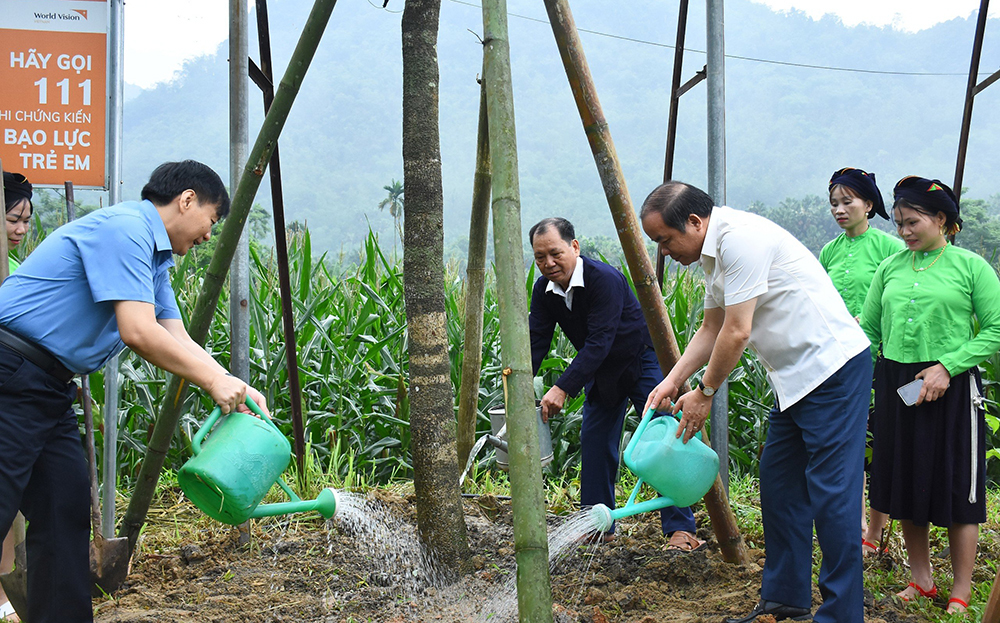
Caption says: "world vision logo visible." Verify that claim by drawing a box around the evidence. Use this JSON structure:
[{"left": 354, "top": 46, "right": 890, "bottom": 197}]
[{"left": 32, "top": 9, "right": 87, "bottom": 21}]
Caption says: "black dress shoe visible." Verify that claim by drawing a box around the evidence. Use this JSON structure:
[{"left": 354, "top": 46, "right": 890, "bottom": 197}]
[{"left": 724, "top": 599, "right": 812, "bottom": 623}]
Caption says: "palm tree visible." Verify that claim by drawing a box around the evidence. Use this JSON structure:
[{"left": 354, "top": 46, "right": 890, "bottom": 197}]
[
  {"left": 378, "top": 179, "right": 404, "bottom": 254},
  {"left": 378, "top": 179, "right": 404, "bottom": 223}
]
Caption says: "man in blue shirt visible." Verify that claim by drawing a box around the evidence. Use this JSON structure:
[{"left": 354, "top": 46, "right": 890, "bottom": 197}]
[
  {"left": 528, "top": 217, "right": 701, "bottom": 549},
  {"left": 0, "top": 160, "right": 267, "bottom": 623}
]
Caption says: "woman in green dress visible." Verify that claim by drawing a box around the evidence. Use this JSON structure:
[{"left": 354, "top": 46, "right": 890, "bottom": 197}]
[
  {"left": 819, "top": 167, "right": 903, "bottom": 557},
  {"left": 861, "top": 176, "right": 1000, "bottom": 614},
  {"left": 4, "top": 171, "right": 33, "bottom": 274}
]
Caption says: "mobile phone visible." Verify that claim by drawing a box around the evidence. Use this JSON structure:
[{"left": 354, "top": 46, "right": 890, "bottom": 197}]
[{"left": 897, "top": 378, "right": 924, "bottom": 406}]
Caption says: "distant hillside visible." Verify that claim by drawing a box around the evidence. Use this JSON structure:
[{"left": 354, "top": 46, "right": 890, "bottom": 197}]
[{"left": 117, "top": 0, "right": 1000, "bottom": 252}]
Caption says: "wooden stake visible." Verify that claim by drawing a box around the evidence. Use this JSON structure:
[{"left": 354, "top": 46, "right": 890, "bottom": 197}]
[{"left": 456, "top": 74, "right": 492, "bottom": 470}]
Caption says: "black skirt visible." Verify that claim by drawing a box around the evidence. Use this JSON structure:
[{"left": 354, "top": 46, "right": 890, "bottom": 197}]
[{"left": 869, "top": 359, "right": 986, "bottom": 527}]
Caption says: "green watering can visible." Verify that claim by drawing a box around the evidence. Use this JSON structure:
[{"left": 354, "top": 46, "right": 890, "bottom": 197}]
[
  {"left": 591, "top": 407, "right": 719, "bottom": 531},
  {"left": 178, "top": 398, "right": 338, "bottom": 525}
]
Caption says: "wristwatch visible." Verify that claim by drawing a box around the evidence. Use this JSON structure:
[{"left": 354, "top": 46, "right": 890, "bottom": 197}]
[{"left": 698, "top": 380, "right": 717, "bottom": 397}]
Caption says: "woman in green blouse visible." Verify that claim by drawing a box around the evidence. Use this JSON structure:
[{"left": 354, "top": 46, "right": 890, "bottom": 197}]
[
  {"left": 861, "top": 176, "right": 1000, "bottom": 614},
  {"left": 820, "top": 168, "right": 904, "bottom": 320},
  {"left": 4, "top": 171, "right": 33, "bottom": 274},
  {"left": 819, "top": 168, "right": 904, "bottom": 559}
]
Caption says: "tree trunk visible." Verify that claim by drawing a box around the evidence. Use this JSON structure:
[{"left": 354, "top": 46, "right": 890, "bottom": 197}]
[
  {"left": 401, "top": 0, "right": 471, "bottom": 577},
  {"left": 119, "top": 0, "right": 339, "bottom": 552},
  {"left": 481, "top": 0, "right": 553, "bottom": 620},
  {"left": 542, "top": 0, "right": 748, "bottom": 565},
  {"left": 456, "top": 77, "right": 491, "bottom": 470}
]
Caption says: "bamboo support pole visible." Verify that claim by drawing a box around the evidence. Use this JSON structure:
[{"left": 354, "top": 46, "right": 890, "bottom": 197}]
[
  {"left": 456, "top": 76, "right": 492, "bottom": 470},
  {"left": 481, "top": 0, "right": 554, "bottom": 619},
  {"left": 542, "top": 0, "right": 747, "bottom": 565},
  {"left": 119, "top": 0, "right": 339, "bottom": 552}
]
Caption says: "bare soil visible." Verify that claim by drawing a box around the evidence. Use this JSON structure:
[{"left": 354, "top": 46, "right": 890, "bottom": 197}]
[{"left": 93, "top": 490, "right": 940, "bottom": 622}]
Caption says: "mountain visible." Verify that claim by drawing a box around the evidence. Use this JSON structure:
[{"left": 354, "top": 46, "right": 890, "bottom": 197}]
[{"left": 116, "top": 0, "right": 1000, "bottom": 253}]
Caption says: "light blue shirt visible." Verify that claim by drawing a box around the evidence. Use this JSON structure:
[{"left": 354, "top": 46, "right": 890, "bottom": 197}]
[{"left": 0, "top": 200, "right": 181, "bottom": 373}]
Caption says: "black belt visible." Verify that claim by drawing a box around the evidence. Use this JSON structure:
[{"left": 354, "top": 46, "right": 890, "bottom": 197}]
[{"left": 0, "top": 325, "right": 76, "bottom": 383}]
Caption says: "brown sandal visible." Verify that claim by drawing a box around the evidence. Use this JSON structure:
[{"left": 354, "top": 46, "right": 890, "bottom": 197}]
[{"left": 666, "top": 530, "right": 706, "bottom": 552}]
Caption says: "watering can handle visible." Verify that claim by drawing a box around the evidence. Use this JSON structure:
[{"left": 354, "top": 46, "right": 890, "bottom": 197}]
[
  {"left": 190, "top": 397, "right": 278, "bottom": 456},
  {"left": 622, "top": 408, "right": 658, "bottom": 463}
]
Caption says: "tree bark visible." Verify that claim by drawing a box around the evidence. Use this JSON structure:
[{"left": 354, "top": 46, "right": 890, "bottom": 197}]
[
  {"left": 401, "top": 0, "right": 471, "bottom": 577},
  {"left": 542, "top": 0, "right": 748, "bottom": 565},
  {"left": 119, "top": 0, "right": 339, "bottom": 553},
  {"left": 482, "top": 0, "right": 553, "bottom": 620},
  {"left": 456, "top": 77, "right": 491, "bottom": 470}
]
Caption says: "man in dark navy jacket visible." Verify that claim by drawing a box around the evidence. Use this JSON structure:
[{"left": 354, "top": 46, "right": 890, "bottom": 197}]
[{"left": 528, "top": 217, "right": 701, "bottom": 548}]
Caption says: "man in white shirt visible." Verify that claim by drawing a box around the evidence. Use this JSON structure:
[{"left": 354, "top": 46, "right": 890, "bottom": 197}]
[{"left": 640, "top": 181, "right": 871, "bottom": 623}]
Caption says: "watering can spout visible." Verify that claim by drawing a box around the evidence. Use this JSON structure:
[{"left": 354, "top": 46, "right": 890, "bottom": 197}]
[
  {"left": 483, "top": 434, "right": 508, "bottom": 453},
  {"left": 589, "top": 504, "right": 614, "bottom": 533},
  {"left": 249, "top": 487, "right": 339, "bottom": 521}
]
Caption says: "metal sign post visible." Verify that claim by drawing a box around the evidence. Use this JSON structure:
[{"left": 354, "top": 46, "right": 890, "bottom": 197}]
[
  {"left": 101, "top": 0, "right": 124, "bottom": 540},
  {"left": 229, "top": 0, "right": 251, "bottom": 384},
  {"left": 706, "top": 0, "right": 729, "bottom": 491}
]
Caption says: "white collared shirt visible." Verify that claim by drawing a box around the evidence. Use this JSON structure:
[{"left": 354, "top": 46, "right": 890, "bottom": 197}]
[
  {"left": 546, "top": 256, "right": 585, "bottom": 310},
  {"left": 701, "top": 206, "right": 870, "bottom": 410}
]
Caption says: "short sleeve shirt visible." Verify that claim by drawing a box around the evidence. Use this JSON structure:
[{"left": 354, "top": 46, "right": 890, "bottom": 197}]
[
  {"left": 701, "top": 206, "right": 870, "bottom": 409},
  {"left": 7, "top": 255, "right": 18, "bottom": 274},
  {"left": 819, "top": 228, "right": 905, "bottom": 318},
  {"left": 0, "top": 200, "right": 181, "bottom": 373},
  {"left": 860, "top": 244, "right": 1000, "bottom": 376}
]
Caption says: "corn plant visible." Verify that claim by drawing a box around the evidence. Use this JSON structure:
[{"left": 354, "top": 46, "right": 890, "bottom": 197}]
[{"left": 88, "top": 228, "right": 1000, "bottom": 490}]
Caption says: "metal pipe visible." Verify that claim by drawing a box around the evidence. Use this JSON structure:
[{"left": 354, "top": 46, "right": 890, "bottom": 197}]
[
  {"left": 658, "top": 0, "right": 691, "bottom": 289},
  {"left": 229, "top": 0, "right": 251, "bottom": 382},
  {"left": 663, "top": 0, "right": 690, "bottom": 185},
  {"left": 706, "top": 0, "right": 727, "bottom": 206},
  {"left": 706, "top": 0, "right": 729, "bottom": 493},
  {"left": 953, "top": 0, "right": 991, "bottom": 205},
  {"left": 102, "top": 0, "right": 125, "bottom": 539}
]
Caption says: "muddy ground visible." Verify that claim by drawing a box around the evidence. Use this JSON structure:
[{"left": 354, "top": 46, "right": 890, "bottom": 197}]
[{"left": 92, "top": 489, "right": 952, "bottom": 622}]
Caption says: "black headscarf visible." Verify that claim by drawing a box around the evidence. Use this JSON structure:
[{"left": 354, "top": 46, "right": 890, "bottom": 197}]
[
  {"left": 4, "top": 171, "right": 32, "bottom": 212},
  {"left": 828, "top": 167, "right": 888, "bottom": 220},
  {"left": 893, "top": 176, "right": 961, "bottom": 229}
]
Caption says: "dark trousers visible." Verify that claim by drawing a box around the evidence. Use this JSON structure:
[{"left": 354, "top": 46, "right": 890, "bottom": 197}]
[
  {"left": 0, "top": 344, "right": 92, "bottom": 623},
  {"left": 760, "top": 349, "right": 870, "bottom": 623},
  {"left": 580, "top": 346, "right": 696, "bottom": 535}
]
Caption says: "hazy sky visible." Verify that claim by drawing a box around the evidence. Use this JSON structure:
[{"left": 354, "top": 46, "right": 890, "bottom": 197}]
[{"left": 123, "top": 0, "right": 997, "bottom": 89}]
